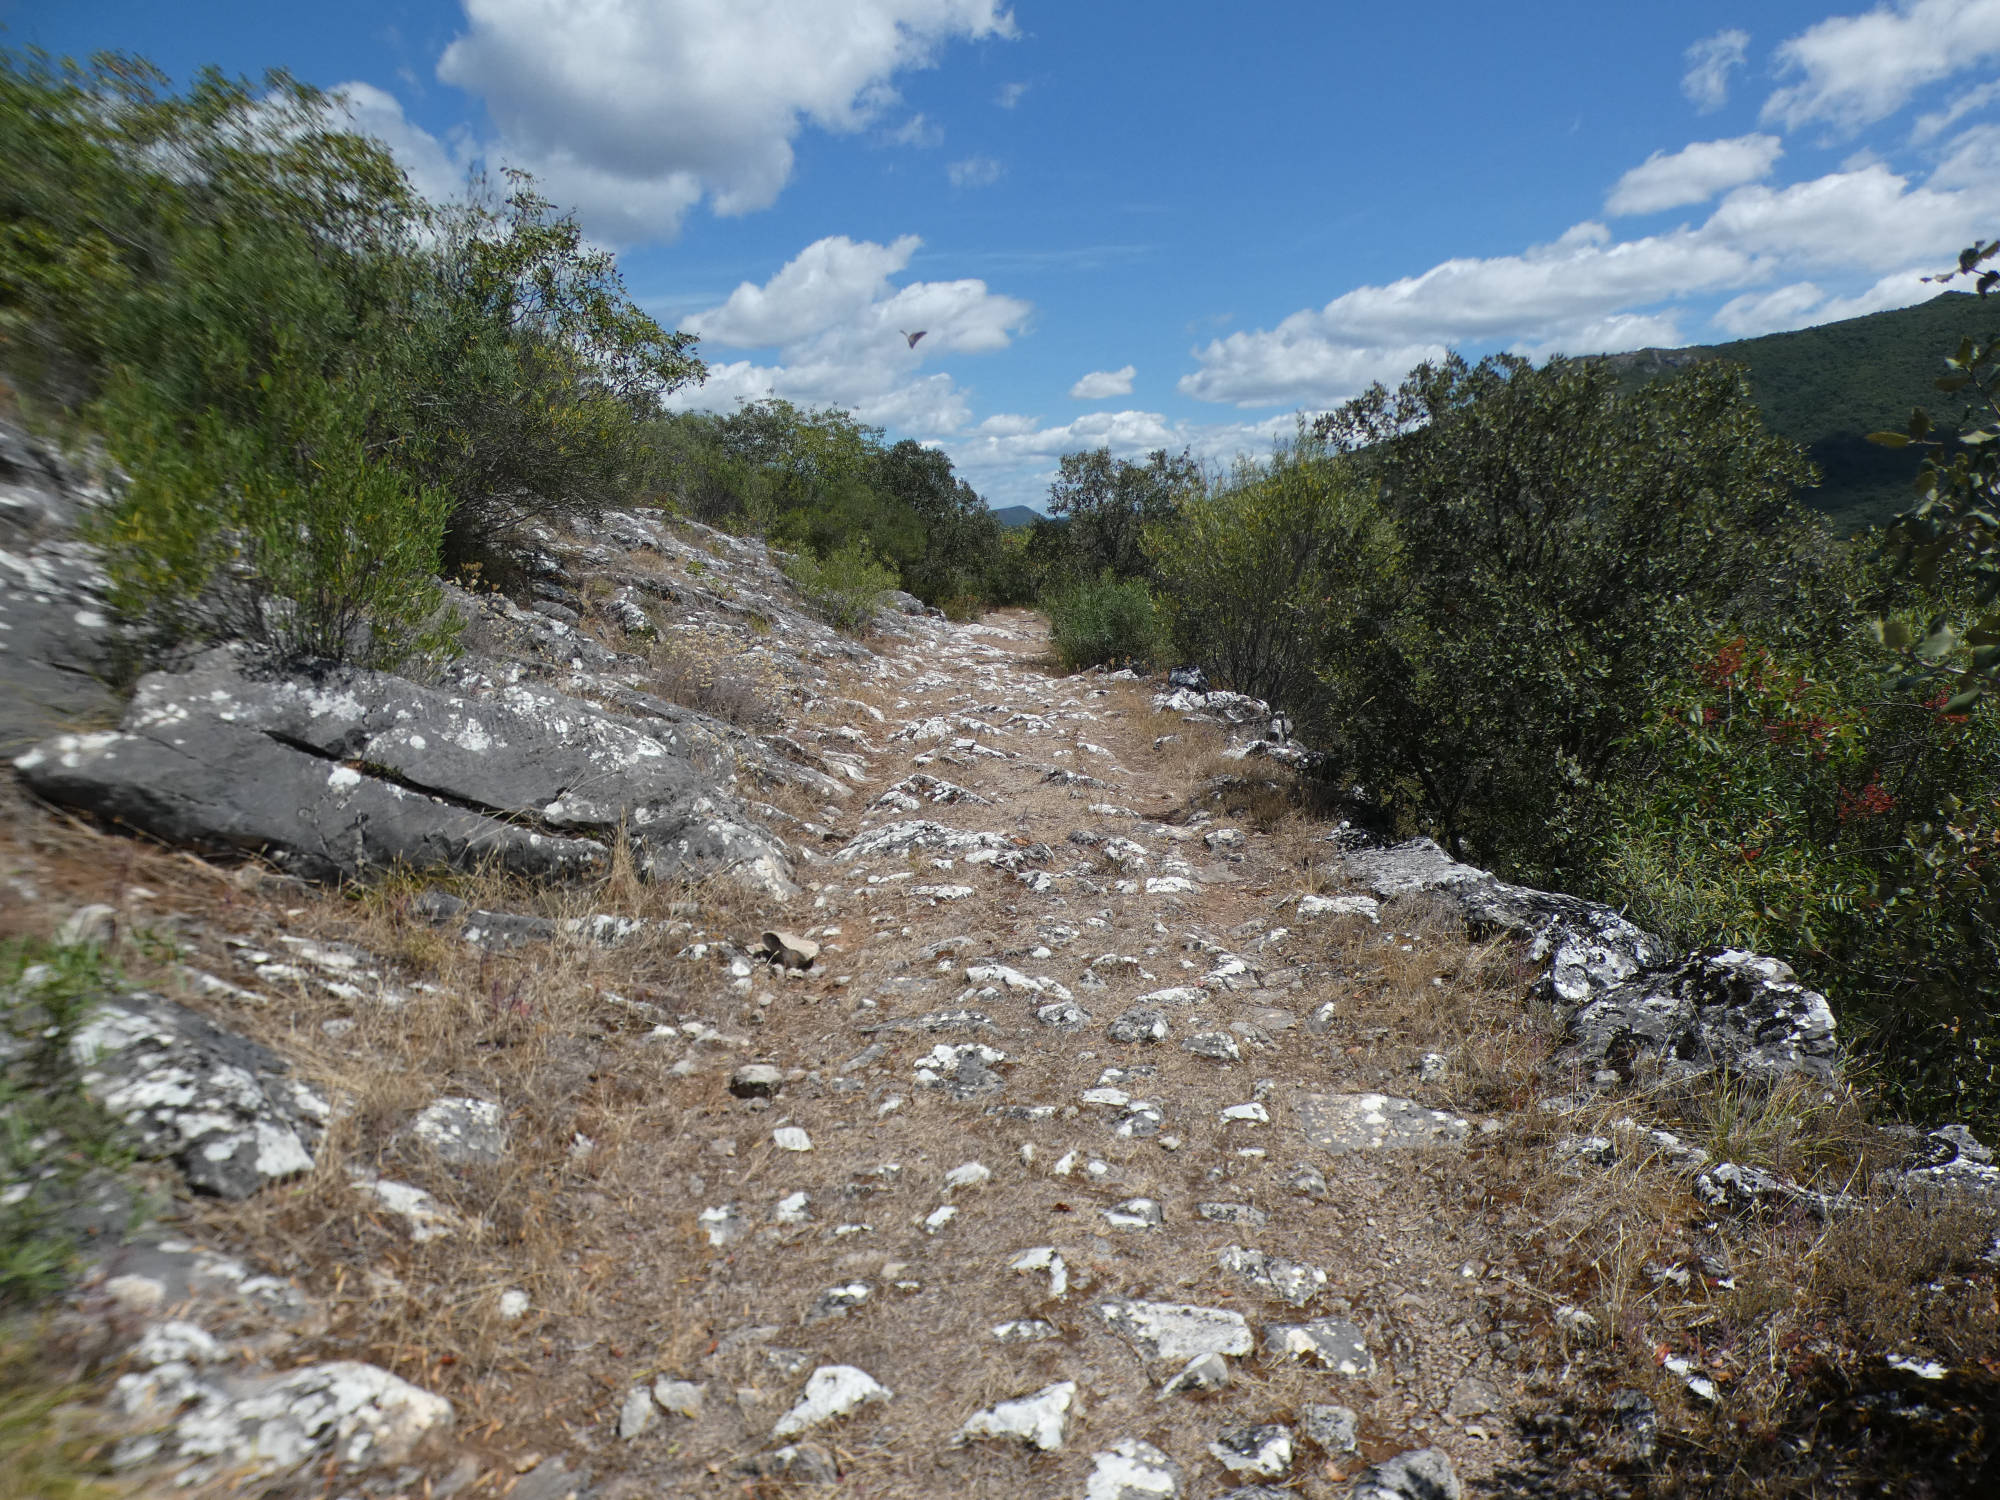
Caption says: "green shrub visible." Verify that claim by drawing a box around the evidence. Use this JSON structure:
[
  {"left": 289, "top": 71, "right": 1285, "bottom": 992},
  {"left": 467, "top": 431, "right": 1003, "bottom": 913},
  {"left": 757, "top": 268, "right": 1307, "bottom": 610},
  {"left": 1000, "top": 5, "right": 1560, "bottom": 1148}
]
[
  {"left": 1147, "top": 427, "right": 1393, "bottom": 717},
  {"left": 84, "top": 222, "right": 458, "bottom": 667},
  {"left": 0, "top": 939, "right": 135, "bottom": 1308},
  {"left": 783, "top": 540, "right": 898, "bottom": 633},
  {"left": 1307, "top": 353, "right": 1821, "bottom": 876},
  {"left": 1594, "top": 633, "right": 2000, "bottom": 1126},
  {"left": 1046, "top": 574, "right": 1167, "bottom": 670},
  {"left": 0, "top": 52, "right": 701, "bottom": 668}
]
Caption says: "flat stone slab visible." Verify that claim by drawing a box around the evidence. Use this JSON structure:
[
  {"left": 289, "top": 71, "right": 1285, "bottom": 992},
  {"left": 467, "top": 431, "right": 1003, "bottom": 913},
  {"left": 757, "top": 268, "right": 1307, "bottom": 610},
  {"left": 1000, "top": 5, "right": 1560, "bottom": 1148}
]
[
  {"left": 1085, "top": 1438, "right": 1183, "bottom": 1499},
  {"left": 1264, "top": 1319, "right": 1375, "bottom": 1376},
  {"left": 1100, "top": 1300, "right": 1252, "bottom": 1363},
  {"left": 1295, "top": 1092, "right": 1469, "bottom": 1156}
]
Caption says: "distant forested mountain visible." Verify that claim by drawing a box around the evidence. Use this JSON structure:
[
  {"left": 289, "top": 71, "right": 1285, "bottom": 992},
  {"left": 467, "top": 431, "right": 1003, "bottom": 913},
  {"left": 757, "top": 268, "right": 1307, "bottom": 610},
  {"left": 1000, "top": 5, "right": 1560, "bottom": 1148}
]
[
  {"left": 990, "top": 504, "right": 1046, "bottom": 529},
  {"left": 1593, "top": 290, "right": 2000, "bottom": 535}
]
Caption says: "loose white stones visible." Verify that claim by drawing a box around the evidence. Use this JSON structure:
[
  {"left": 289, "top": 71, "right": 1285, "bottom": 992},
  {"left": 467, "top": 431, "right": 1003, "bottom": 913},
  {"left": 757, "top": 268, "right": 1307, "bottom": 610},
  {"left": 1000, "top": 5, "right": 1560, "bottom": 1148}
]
[
  {"left": 1099, "top": 1300, "right": 1253, "bottom": 1363},
  {"left": 1157, "top": 1351, "right": 1230, "bottom": 1398},
  {"left": 1100, "top": 1197, "right": 1164, "bottom": 1230},
  {"left": 943, "top": 1161, "right": 991, "bottom": 1191},
  {"left": 1220, "top": 1101, "right": 1271, "bottom": 1125},
  {"left": 772, "top": 1127, "right": 813, "bottom": 1153},
  {"left": 1210, "top": 1423, "right": 1292, "bottom": 1477},
  {"left": 1295, "top": 1092, "right": 1469, "bottom": 1155},
  {"left": 958, "top": 1380, "right": 1076, "bottom": 1451},
  {"left": 964, "top": 963, "right": 1074, "bottom": 1001},
  {"left": 618, "top": 1385, "right": 657, "bottom": 1439},
  {"left": 1009, "top": 1245, "right": 1069, "bottom": 1298},
  {"left": 1084, "top": 1438, "right": 1182, "bottom": 1499},
  {"left": 697, "top": 1205, "right": 744, "bottom": 1248},
  {"left": 1296, "top": 893, "right": 1381, "bottom": 922},
  {"left": 1263, "top": 1318, "right": 1375, "bottom": 1376},
  {"left": 1219, "top": 1244, "right": 1327, "bottom": 1306},
  {"left": 653, "top": 1379, "right": 704, "bottom": 1419},
  {"left": 770, "top": 1365, "right": 891, "bottom": 1439}
]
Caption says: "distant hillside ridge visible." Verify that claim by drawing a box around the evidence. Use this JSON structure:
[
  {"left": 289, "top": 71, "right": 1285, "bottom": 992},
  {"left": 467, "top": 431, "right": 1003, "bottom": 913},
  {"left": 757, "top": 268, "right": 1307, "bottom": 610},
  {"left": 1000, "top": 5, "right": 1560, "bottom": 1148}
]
[
  {"left": 989, "top": 503, "right": 1047, "bottom": 529},
  {"left": 1589, "top": 290, "right": 2000, "bottom": 535}
]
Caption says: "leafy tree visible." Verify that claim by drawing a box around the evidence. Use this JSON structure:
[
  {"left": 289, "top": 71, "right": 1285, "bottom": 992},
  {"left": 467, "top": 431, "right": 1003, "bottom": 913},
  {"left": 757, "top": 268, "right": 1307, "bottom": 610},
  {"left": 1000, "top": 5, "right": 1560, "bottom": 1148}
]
[
  {"left": 1869, "top": 240, "right": 2000, "bottom": 711},
  {"left": 1147, "top": 427, "right": 1393, "bottom": 717},
  {"left": 1045, "top": 446, "right": 1203, "bottom": 581},
  {"left": 871, "top": 438, "right": 1002, "bottom": 607},
  {"left": 1309, "top": 353, "right": 1819, "bottom": 874}
]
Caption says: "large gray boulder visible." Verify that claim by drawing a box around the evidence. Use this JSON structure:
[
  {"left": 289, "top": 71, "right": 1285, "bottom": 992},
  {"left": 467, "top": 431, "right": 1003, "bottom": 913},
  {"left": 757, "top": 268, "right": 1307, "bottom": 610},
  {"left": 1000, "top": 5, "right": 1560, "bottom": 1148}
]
[
  {"left": 16, "top": 649, "right": 795, "bottom": 895},
  {"left": 67, "top": 993, "right": 328, "bottom": 1200},
  {"left": 1566, "top": 947, "right": 1839, "bottom": 1083}
]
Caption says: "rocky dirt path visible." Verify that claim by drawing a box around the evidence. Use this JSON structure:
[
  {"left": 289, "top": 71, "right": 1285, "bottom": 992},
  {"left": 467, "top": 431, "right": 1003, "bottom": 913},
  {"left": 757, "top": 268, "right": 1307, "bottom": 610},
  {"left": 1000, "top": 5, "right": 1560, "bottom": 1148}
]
[{"left": 595, "top": 606, "right": 1548, "bottom": 1498}]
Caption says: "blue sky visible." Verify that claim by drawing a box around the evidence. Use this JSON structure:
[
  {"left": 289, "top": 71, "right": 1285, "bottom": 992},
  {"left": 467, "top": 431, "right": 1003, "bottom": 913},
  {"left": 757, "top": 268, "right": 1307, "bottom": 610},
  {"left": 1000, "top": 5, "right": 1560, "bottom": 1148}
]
[{"left": 12, "top": 1, "right": 2000, "bottom": 509}]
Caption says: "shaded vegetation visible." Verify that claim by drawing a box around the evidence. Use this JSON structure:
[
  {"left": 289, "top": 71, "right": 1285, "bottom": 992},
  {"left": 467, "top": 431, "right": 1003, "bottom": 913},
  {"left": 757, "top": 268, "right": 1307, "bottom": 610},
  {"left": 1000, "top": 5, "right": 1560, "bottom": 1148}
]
[
  {"left": 1117, "top": 352, "right": 2000, "bottom": 1132},
  {"left": 1597, "top": 290, "right": 2000, "bottom": 535}
]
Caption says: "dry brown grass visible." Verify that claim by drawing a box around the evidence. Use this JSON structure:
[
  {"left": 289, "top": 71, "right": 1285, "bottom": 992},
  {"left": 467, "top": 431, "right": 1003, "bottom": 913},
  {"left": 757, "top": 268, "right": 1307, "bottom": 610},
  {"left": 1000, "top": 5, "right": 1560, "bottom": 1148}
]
[{"left": 9, "top": 618, "right": 2000, "bottom": 1497}]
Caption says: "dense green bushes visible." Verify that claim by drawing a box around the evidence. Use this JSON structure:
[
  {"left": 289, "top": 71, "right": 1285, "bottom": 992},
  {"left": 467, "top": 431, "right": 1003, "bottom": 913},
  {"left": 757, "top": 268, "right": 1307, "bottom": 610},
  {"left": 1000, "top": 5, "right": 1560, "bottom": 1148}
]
[
  {"left": 1147, "top": 429, "right": 1391, "bottom": 716},
  {"left": 1305, "top": 354, "right": 1823, "bottom": 878},
  {"left": 782, "top": 539, "right": 899, "bottom": 632},
  {"left": 1595, "top": 633, "right": 2000, "bottom": 1122},
  {"left": 1130, "top": 352, "right": 2000, "bottom": 1128},
  {"left": 1, "top": 52, "right": 700, "bottom": 666},
  {"left": 1046, "top": 574, "right": 1167, "bottom": 670},
  {"left": 654, "top": 399, "right": 1011, "bottom": 618}
]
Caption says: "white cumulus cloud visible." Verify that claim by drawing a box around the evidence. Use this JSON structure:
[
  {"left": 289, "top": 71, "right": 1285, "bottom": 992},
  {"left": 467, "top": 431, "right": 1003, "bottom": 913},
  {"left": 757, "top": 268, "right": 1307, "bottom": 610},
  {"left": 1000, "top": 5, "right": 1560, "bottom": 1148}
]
[
  {"left": 669, "top": 234, "right": 1030, "bottom": 439},
  {"left": 1683, "top": 28, "right": 1750, "bottom": 113},
  {"left": 1180, "top": 151, "right": 2000, "bottom": 410},
  {"left": 1607, "top": 135, "right": 1784, "bottom": 215},
  {"left": 1712, "top": 281, "right": 1831, "bottom": 337},
  {"left": 1070, "top": 365, "right": 1136, "bottom": 399},
  {"left": 1763, "top": 0, "right": 2000, "bottom": 133},
  {"left": 430, "top": 0, "right": 1016, "bottom": 241},
  {"left": 692, "top": 235, "right": 923, "bottom": 348}
]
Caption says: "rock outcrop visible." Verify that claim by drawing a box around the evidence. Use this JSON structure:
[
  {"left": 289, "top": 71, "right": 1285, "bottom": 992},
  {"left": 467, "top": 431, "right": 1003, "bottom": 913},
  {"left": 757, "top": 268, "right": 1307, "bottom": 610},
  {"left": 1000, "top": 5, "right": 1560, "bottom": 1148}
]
[
  {"left": 69, "top": 992, "right": 328, "bottom": 1200},
  {"left": 1334, "top": 835, "right": 1840, "bottom": 1084},
  {"left": 17, "top": 647, "right": 796, "bottom": 895}
]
